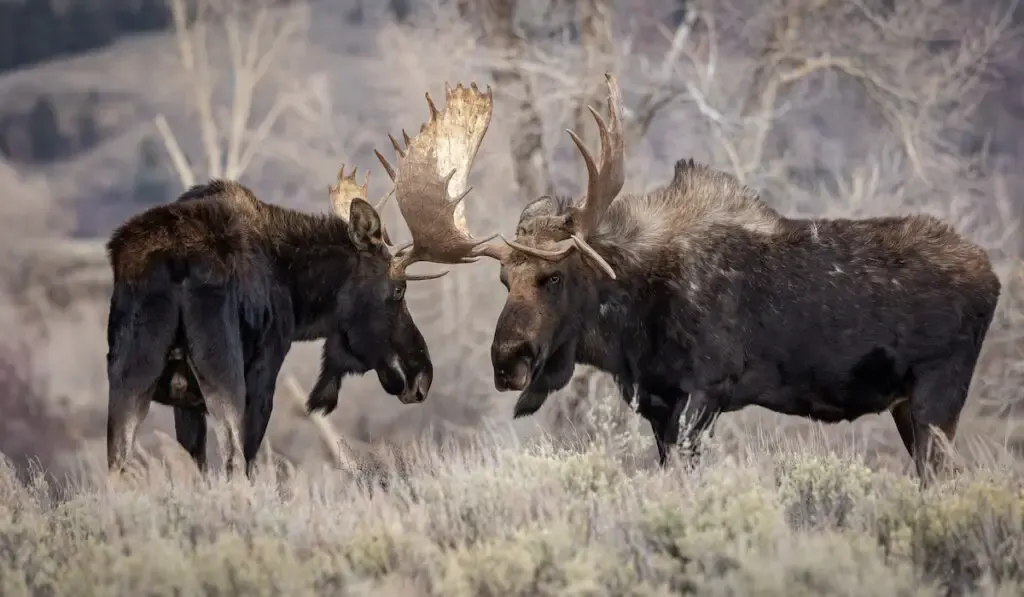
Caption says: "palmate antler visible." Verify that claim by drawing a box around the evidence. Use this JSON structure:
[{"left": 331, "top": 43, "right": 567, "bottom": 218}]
[
  {"left": 374, "top": 82, "right": 512, "bottom": 280},
  {"left": 371, "top": 74, "right": 623, "bottom": 280},
  {"left": 329, "top": 164, "right": 396, "bottom": 246},
  {"left": 501, "top": 73, "right": 625, "bottom": 279}
]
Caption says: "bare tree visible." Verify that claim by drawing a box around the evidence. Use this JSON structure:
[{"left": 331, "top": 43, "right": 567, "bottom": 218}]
[
  {"left": 675, "top": 0, "right": 1017, "bottom": 188},
  {"left": 456, "top": 0, "right": 701, "bottom": 199},
  {"left": 458, "top": 0, "right": 554, "bottom": 201},
  {"left": 153, "top": 0, "right": 318, "bottom": 188}
]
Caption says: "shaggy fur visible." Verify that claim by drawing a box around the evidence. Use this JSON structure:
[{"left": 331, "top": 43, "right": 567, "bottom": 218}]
[
  {"left": 105, "top": 180, "right": 433, "bottom": 478},
  {"left": 494, "top": 158, "right": 1000, "bottom": 482}
]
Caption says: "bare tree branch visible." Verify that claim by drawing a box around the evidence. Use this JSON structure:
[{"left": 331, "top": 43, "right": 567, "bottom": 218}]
[
  {"left": 155, "top": 0, "right": 313, "bottom": 188},
  {"left": 166, "top": 0, "right": 222, "bottom": 179},
  {"left": 282, "top": 375, "right": 352, "bottom": 469},
  {"left": 464, "top": 0, "right": 554, "bottom": 201},
  {"left": 153, "top": 113, "right": 196, "bottom": 188}
]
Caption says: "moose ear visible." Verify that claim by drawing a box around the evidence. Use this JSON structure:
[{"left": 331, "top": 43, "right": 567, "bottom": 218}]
[{"left": 348, "top": 198, "right": 384, "bottom": 251}]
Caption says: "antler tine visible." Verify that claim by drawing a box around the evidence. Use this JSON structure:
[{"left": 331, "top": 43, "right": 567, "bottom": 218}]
[
  {"left": 501, "top": 73, "right": 625, "bottom": 279},
  {"left": 373, "top": 81, "right": 511, "bottom": 280},
  {"left": 374, "top": 187, "right": 395, "bottom": 213},
  {"left": 568, "top": 73, "right": 626, "bottom": 237},
  {"left": 328, "top": 163, "right": 393, "bottom": 245},
  {"left": 328, "top": 162, "right": 368, "bottom": 223}
]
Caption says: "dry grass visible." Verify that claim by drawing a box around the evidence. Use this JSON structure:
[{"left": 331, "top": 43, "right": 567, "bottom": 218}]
[{"left": 1, "top": 423, "right": 1023, "bottom": 597}]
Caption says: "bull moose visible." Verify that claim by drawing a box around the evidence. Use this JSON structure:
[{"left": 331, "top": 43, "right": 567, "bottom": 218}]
[
  {"left": 103, "top": 82, "right": 494, "bottom": 479},
  {"left": 407, "top": 73, "right": 1001, "bottom": 483}
]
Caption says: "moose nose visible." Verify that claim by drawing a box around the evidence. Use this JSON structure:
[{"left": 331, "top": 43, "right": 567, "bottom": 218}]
[
  {"left": 492, "top": 340, "right": 536, "bottom": 392},
  {"left": 412, "top": 371, "right": 431, "bottom": 403},
  {"left": 400, "top": 371, "right": 431, "bottom": 404}
]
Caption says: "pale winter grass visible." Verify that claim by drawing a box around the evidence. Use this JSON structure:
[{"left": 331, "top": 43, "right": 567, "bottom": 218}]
[{"left": 1, "top": 421, "right": 1023, "bottom": 597}]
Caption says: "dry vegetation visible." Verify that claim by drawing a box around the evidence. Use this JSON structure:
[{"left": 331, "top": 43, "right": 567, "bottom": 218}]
[
  {"left": 2, "top": 0, "right": 1024, "bottom": 593},
  {"left": 2, "top": 426, "right": 1024, "bottom": 596}
]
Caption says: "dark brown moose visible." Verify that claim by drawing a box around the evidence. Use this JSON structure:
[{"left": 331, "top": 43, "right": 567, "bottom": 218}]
[
  {"left": 422, "top": 73, "right": 1002, "bottom": 485},
  {"left": 104, "top": 82, "right": 494, "bottom": 480}
]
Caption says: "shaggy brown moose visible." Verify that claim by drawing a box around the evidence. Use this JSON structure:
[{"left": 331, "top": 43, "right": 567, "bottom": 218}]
[
  {"left": 104, "top": 82, "right": 492, "bottom": 479},
  {"left": 421, "top": 73, "right": 1002, "bottom": 484}
]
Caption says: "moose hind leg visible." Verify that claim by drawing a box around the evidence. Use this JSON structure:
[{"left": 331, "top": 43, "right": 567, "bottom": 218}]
[
  {"left": 182, "top": 290, "right": 246, "bottom": 480},
  {"left": 173, "top": 407, "right": 208, "bottom": 472},
  {"left": 107, "top": 373, "right": 158, "bottom": 480},
  {"left": 242, "top": 345, "right": 288, "bottom": 478},
  {"left": 106, "top": 293, "right": 177, "bottom": 480}
]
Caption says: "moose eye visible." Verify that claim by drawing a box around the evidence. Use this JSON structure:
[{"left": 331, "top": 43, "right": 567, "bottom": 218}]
[
  {"left": 392, "top": 285, "right": 406, "bottom": 301},
  {"left": 544, "top": 273, "right": 562, "bottom": 288}
]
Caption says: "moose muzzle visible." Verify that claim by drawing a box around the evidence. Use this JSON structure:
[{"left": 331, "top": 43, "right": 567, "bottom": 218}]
[{"left": 491, "top": 339, "right": 540, "bottom": 392}]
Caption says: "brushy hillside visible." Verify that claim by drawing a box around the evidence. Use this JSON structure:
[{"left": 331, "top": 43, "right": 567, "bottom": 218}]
[{"left": 1, "top": 427, "right": 1023, "bottom": 597}]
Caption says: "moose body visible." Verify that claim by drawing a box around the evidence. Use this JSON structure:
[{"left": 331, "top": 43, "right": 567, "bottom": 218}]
[
  {"left": 436, "top": 74, "right": 1001, "bottom": 483},
  {"left": 502, "top": 170, "right": 999, "bottom": 478},
  {"left": 105, "top": 81, "right": 501, "bottom": 480},
  {"left": 105, "top": 181, "right": 434, "bottom": 479}
]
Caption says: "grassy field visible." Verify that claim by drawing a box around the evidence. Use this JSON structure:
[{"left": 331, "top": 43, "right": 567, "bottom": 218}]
[{"left": 1, "top": 426, "right": 1022, "bottom": 597}]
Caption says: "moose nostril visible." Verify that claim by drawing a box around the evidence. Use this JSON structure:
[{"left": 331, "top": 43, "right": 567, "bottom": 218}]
[{"left": 414, "top": 373, "right": 430, "bottom": 402}]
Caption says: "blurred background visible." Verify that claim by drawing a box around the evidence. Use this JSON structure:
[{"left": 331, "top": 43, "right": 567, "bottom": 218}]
[{"left": 1, "top": 0, "right": 1022, "bottom": 478}]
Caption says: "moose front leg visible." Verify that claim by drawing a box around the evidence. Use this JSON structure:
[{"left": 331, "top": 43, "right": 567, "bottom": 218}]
[
  {"left": 662, "top": 389, "right": 722, "bottom": 470},
  {"left": 636, "top": 391, "right": 686, "bottom": 467}
]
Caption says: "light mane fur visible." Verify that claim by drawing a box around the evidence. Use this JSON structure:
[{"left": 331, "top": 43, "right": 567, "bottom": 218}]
[{"left": 588, "top": 159, "right": 782, "bottom": 269}]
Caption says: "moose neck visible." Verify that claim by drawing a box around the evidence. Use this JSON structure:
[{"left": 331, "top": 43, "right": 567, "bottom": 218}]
[
  {"left": 271, "top": 214, "right": 362, "bottom": 341},
  {"left": 574, "top": 250, "right": 646, "bottom": 388}
]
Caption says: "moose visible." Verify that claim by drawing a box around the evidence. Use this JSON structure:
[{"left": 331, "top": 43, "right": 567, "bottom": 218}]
[
  {"left": 104, "top": 81, "right": 494, "bottom": 480},
  {"left": 404, "top": 73, "right": 1002, "bottom": 483}
]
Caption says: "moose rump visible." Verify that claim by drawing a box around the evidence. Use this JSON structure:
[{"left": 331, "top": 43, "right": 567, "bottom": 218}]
[{"left": 105, "top": 196, "right": 283, "bottom": 478}]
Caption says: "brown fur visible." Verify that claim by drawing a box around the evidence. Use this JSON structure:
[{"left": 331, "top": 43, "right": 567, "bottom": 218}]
[
  {"left": 493, "top": 157, "right": 1000, "bottom": 485},
  {"left": 107, "top": 182, "right": 261, "bottom": 285},
  {"left": 104, "top": 179, "right": 435, "bottom": 480}
]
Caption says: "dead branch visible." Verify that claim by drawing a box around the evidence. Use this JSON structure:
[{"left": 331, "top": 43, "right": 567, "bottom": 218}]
[
  {"left": 155, "top": 0, "right": 314, "bottom": 188},
  {"left": 464, "top": 0, "right": 554, "bottom": 201},
  {"left": 573, "top": 0, "right": 615, "bottom": 150},
  {"left": 282, "top": 374, "right": 353, "bottom": 469},
  {"left": 678, "top": 0, "right": 1015, "bottom": 184}
]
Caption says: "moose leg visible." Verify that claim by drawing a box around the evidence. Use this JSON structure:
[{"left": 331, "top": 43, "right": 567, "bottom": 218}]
[
  {"left": 242, "top": 345, "right": 288, "bottom": 477},
  {"left": 906, "top": 356, "right": 974, "bottom": 486},
  {"left": 665, "top": 389, "right": 721, "bottom": 470},
  {"left": 636, "top": 392, "right": 683, "bottom": 466},
  {"left": 889, "top": 400, "right": 916, "bottom": 461},
  {"left": 182, "top": 290, "right": 246, "bottom": 480},
  {"left": 106, "top": 377, "right": 156, "bottom": 482},
  {"left": 106, "top": 292, "right": 177, "bottom": 482},
  {"left": 173, "top": 407, "right": 207, "bottom": 472}
]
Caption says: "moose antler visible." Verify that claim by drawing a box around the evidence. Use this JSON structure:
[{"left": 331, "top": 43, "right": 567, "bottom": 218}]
[
  {"left": 501, "top": 73, "right": 624, "bottom": 279},
  {"left": 374, "top": 82, "right": 512, "bottom": 280},
  {"left": 328, "top": 164, "right": 395, "bottom": 245}
]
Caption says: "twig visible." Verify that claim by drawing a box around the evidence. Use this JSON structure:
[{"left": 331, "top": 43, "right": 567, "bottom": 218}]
[
  {"left": 153, "top": 114, "right": 197, "bottom": 188},
  {"left": 281, "top": 374, "right": 351, "bottom": 468}
]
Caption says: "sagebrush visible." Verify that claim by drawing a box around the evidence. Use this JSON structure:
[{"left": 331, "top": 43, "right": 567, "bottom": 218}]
[{"left": 1, "top": 427, "right": 1022, "bottom": 597}]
